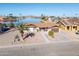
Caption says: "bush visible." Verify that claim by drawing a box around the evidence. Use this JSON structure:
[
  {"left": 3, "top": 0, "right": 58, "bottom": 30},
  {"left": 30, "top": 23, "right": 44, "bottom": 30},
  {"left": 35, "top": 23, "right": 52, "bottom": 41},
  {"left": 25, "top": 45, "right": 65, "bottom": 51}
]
[
  {"left": 10, "top": 23, "right": 15, "bottom": 27},
  {"left": 0, "top": 23, "right": 6, "bottom": 27},
  {"left": 36, "top": 29, "right": 39, "bottom": 32},
  {"left": 6, "top": 23, "right": 15, "bottom": 27},
  {"left": 48, "top": 30, "right": 54, "bottom": 37}
]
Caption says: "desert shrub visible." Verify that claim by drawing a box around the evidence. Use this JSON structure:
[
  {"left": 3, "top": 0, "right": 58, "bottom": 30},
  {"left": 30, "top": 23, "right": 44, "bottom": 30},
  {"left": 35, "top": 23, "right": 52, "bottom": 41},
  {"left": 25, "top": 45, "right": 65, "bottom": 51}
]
[
  {"left": 35, "top": 28, "right": 39, "bottom": 32},
  {"left": 48, "top": 30, "right": 54, "bottom": 37}
]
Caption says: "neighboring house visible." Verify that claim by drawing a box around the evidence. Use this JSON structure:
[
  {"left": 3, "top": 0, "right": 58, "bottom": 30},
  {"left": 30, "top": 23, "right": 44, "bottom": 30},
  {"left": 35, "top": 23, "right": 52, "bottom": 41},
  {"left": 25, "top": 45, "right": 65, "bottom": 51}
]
[
  {"left": 25, "top": 22, "right": 59, "bottom": 32},
  {"left": 57, "top": 19, "right": 79, "bottom": 31},
  {"left": 48, "top": 17, "right": 52, "bottom": 22},
  {"left": 0, "top": 17, "right": 5, "bottom": 32},
  {"left": 0, "top": 17, "right": 4, "bottom": 22},
  {"left": 0, "top": 17, "right": 9, "bottom": 22}
]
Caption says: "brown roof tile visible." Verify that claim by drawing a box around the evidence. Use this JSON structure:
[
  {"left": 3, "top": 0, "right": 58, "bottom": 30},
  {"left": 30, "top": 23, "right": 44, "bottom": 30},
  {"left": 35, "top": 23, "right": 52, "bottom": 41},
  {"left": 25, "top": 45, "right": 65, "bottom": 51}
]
[
  {"left": 60, "top": 19, "right": 79, "bottom": 26},
  {"left": 26, "top": 22, "right": 58, "bottom": 28}
]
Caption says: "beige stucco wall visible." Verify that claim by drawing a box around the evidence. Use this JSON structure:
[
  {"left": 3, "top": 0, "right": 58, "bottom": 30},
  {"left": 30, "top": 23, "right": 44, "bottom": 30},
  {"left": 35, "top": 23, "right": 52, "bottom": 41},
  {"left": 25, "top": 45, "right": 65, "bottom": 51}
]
[
  {"left": 65, "top": 26, "right": 78, "bottom": 31},
  {"left": 59, "top": 25, "right": 65, "bottom": 30},
  {"left": 59, "top": 24, "right": 79, "bottom": 31},
  {"left": 77, "top": 26, "right": 79, "bottom": 30},
  {"left": 65, "top": 26, "right": 72, "bottom": 31},
  {"left": 60, "top": 25, "right": 78, "bottom": 31}
]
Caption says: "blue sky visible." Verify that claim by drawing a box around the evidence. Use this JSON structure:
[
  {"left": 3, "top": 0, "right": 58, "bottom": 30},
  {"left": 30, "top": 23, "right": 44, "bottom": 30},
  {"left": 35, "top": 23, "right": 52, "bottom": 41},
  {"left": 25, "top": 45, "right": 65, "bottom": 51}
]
[{"left": 0, "top": 3, "right": 79, "bottom": 16}]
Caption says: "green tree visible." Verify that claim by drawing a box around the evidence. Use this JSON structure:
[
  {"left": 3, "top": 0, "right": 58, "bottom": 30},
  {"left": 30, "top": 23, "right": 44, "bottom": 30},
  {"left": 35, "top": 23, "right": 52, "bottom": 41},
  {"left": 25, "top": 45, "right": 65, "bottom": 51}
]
[
  {"left": 3, "top": 24, "right": 6, "bottom": 26},
  {"left": 0, "top": 23, "right": 4, "bottom": 26},
  {"left": 41, "top": 14, "right": 48, "bottom": 22}
]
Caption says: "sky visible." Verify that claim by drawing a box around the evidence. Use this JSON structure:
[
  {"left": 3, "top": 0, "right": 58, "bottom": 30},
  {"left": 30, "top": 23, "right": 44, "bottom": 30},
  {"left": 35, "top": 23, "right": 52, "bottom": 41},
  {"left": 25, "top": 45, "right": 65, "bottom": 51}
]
[{"left": 0, "top": 3, "right": 79, "bottom": 16}]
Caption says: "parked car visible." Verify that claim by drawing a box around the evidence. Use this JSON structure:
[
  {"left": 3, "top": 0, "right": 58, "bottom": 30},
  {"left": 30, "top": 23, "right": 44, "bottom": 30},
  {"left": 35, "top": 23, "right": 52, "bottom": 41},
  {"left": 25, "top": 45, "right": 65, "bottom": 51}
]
[
  {"left": 0, "top": 26, "right": 10, "bottom": 33},
  {"left": 75, "top": 30, "right": 79, "bottom": 35}
]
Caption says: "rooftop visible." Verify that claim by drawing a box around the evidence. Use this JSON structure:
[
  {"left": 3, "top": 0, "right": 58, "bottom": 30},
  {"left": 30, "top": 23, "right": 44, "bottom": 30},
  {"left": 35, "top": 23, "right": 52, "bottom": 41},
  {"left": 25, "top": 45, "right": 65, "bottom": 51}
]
[
  {"left": 59, "top": 18, "right": 79, "bottom": 26},
  {"left": 25, "top": 22, "right": 58, "bottom": 28}
]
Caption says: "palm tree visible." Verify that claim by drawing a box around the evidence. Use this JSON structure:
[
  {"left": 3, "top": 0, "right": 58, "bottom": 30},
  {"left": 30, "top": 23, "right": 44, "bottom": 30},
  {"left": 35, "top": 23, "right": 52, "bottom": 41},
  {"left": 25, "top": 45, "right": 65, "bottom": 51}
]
[
  {"left": 75, "top": 13, "right": 78, "bottom": 19},
  {"left": 57, "top": 17, "right": 62, "bottom": 20},
  {"left": 17, "top": 24, "right": 25, "bottom": 38},
  {"left": 41, "top": 14, "right": 48, "bottom": 22}
]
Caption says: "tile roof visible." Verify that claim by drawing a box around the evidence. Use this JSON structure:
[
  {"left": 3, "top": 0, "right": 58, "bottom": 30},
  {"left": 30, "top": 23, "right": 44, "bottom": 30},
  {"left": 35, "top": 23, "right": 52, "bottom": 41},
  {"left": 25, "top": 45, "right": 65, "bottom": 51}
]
[
  {"left": 25, "top": 22, "right": 58, "bottom": 28},
  {"left": 60, "top": 18, "right": 79, "bottom": 26}
]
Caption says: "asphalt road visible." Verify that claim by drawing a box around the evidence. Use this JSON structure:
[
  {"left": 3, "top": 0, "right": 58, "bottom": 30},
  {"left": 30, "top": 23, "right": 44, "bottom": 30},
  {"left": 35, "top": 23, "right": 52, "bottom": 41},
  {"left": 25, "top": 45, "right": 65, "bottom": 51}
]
[{"left": 0, "top": 41, "right": 79, "bottom": 56}]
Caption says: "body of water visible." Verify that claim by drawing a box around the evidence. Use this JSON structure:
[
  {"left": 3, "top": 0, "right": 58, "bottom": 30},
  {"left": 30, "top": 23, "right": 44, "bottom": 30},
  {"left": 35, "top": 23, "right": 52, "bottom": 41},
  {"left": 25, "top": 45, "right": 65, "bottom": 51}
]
[
  {"left": 0, "top": 18, "right": 41, "bottom": 25},
  {"left": 17, "top": 18, "right": 41, "bottom": 23}
]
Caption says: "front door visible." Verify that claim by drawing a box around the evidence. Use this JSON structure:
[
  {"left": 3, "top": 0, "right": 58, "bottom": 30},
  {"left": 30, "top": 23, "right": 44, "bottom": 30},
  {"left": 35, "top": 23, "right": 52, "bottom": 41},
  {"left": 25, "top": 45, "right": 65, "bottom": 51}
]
[{"left": 73, "top": 26, "right": 77, "bottom": 31}]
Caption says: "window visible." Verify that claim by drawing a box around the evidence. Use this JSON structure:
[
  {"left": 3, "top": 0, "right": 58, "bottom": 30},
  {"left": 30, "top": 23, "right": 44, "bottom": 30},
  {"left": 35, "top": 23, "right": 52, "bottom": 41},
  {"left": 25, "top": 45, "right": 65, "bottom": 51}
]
[
  {"left": 67, "top": 26, "right": 70, "bottom": 30},
  {"left": 73, "top": 26, "right": 77, "bottom": 30}
]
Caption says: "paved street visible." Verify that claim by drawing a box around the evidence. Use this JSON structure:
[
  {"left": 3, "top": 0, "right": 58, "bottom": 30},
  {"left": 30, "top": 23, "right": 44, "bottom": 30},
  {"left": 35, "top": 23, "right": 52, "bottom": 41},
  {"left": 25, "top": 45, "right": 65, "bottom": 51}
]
[{"left": 0, "top": 41, "right": 79, "bottom": 56}]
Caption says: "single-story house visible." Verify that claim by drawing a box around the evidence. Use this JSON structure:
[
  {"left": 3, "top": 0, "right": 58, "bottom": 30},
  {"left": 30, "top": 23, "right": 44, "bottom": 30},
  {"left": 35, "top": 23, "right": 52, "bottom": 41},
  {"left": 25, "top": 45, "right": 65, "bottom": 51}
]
[
  {"left": 0, "top": 17, "right": 4, "bottom": 22},
  {"left": 57, "top": 18, "right": 79, "bottom": 31},
  {"left": 25, "top": 22, "right": 59, "bottom": 32}
]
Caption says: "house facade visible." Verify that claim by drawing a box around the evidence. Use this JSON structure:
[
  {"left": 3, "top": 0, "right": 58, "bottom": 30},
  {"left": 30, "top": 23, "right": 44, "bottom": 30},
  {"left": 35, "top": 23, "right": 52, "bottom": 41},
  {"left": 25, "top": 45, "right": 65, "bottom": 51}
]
[
  {"left": 25, "top": 22, "right": 59, "bottom": 32},
  {"left": 57, "top": 19, "right": 79, "bottom": 31}
]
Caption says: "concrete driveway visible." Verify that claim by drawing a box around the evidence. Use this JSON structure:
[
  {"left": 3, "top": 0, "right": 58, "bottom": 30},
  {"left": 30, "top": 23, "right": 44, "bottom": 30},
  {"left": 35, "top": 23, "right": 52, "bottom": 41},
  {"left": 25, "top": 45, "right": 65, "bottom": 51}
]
[{"left": 40, "top": 29, "right": 79, "bottom": 43}]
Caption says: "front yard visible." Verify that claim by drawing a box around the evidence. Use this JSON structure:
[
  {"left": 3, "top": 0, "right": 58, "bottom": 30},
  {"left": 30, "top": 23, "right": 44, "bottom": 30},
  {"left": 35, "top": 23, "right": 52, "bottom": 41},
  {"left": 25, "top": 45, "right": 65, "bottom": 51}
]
[{"left": 0, "top": 29, "right": 79, "bottom": 46}]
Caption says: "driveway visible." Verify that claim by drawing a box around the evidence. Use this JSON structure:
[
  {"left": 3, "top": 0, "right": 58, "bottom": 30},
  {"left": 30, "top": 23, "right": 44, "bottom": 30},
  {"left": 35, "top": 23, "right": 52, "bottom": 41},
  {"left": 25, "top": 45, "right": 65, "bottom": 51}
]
[
  {"left": 40, "top": 31, "right": 50, "bottom": 43},
  {"left": 64, "top": 30, "right": 79, "bottom": 40},
  {"left": 40, "top": 29, "right": 79, "bottom": 43}
]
